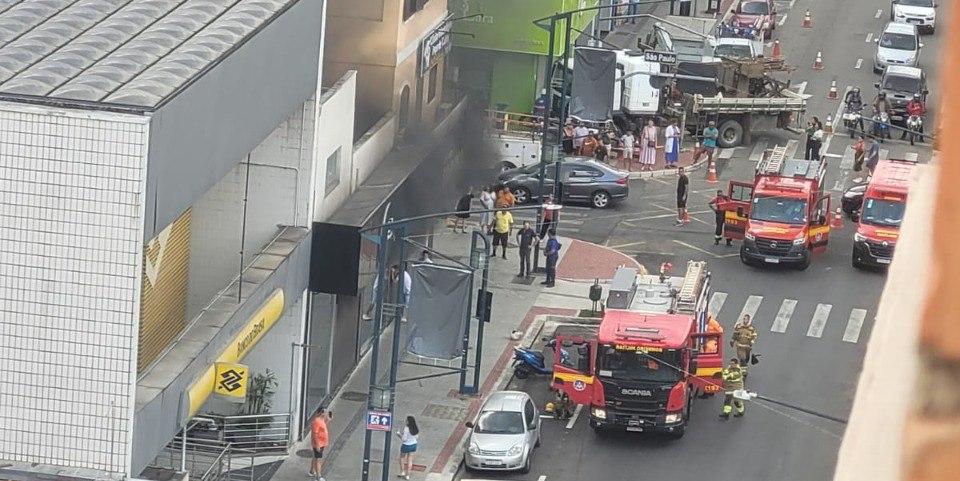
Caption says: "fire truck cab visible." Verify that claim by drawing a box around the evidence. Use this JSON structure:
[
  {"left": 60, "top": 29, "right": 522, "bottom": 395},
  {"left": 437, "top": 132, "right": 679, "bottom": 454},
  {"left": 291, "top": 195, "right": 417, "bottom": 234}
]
[
  {"left": 851, "top": 159, "right": 915, "bottom": 269},
  {"left": 551, "top": 262, "right": 722, "bottom": 438},
  {"left": 724, "top": 140, "right": 832, "bottom": 270}
]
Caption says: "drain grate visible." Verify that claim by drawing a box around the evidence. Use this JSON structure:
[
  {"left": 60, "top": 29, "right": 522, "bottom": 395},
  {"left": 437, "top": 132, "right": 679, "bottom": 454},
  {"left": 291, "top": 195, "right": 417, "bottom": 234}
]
[
  {"left": 422, "top": 403, "right": 469, "bottom": 421},
  {"left": 340, "top": 391, "right": 368, "bottom": 402}
]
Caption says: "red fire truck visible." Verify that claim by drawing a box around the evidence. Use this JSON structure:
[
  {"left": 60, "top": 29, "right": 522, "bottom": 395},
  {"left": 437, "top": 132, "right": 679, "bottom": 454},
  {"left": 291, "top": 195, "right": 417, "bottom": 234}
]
[
  {"left": 850, "top": 159, "right": 916, "bottom": 269},
  {"left": 550, "top": 262, "right": 723, "bottom": 438},
  {"left": 723, "top": 140, "right": 833, "bottom": 270}
]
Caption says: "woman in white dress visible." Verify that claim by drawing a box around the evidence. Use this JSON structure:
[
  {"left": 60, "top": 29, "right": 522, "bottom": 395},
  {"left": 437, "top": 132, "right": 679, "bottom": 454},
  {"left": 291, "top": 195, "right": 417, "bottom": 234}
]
[
  {"left": 639, "top": 119, "right": 659, "bottom": 171},
  {"left": 479, "top": 186, "right": 495, "bottom": 233}
]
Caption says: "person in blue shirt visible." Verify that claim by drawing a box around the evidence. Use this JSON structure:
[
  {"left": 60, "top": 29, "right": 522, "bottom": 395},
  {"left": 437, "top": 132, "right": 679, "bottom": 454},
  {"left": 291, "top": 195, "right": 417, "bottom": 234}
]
[
  {"left": 541, "top": 229, "right": 561, "bottom": 288},
  {"left": 698, "top": 120, "right": 719, "bottom": 165}
]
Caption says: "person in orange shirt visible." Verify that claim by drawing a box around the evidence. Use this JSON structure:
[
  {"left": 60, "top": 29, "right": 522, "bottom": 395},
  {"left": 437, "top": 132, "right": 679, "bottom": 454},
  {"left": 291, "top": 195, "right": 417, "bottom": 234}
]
[
  {"left": 310, "top": 407, "right": 332, "bottom": 480},
  {"left": 704, "top": 314, "right": 724, "bottom": 354}
]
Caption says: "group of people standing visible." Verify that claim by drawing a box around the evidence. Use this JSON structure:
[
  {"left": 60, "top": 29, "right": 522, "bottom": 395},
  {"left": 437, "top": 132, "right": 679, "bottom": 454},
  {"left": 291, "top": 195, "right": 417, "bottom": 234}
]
[{"left": 561, "top": 118, "right": 682, "bottom": 170}]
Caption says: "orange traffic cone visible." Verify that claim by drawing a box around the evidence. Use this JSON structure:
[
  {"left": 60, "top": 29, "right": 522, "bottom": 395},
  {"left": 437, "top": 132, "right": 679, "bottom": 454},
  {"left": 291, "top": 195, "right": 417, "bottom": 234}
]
[
  {"left": 682, "top": 210, "right": 690, "bottom": 224},
  {"left": 706, "top": 159, "right": 718, "bottom": 183},
  {"left": 813, "top": 51, "right": 824, "bottom": 70},
  {"left": 827, "top": 80, "right": 838, "bottom": 99},
  {"left": 802, "top": 10, "right": 812, "bottom": 28},
  {"left": 824, "top": 115, "right": 834, "bottom": 135},
  {"left": 831, "top": 207, "right": 844, "bottom": 229},
  {"left": 771, "top": 40, "right": 782, "bottom": 60}
]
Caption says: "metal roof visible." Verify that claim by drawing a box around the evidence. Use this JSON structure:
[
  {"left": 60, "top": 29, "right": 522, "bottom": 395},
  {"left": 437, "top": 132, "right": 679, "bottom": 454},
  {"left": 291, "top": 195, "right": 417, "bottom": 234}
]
[{"left": 0, "top": 0, "right": 298, "bottom": 110}]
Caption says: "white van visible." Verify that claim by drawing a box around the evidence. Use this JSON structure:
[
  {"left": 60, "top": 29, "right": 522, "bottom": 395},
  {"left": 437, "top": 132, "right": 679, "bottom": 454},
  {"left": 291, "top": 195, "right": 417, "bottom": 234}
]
[{"left": 874, "top": 22, "right": 922, "bottom": 73}]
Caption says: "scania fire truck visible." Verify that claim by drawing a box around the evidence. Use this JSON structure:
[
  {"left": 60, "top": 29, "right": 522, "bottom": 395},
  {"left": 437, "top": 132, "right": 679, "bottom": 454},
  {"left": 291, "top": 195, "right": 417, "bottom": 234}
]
[
  {"left": 724, "top": 140, "right": 833, "bottom": 270},
  {"left": 851, "top": 158, "right": 916, "bottom": 269},
  {"left": 550, "top": 262, "right": 723, "bottom": 438}
]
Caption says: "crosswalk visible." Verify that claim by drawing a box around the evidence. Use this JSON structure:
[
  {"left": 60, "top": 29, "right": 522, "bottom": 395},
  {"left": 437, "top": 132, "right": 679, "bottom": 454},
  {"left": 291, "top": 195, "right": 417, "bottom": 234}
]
[
  {"left": 470, "top": 198, "right": 592, "bottom": 233},
  {"left": 710, "top": 292, "right": 871, "bottom": 344}
]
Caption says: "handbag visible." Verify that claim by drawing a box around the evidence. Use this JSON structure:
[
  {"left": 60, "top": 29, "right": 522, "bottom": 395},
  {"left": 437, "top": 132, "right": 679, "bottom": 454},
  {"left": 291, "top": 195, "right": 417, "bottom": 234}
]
[{"left": 647, "top": 140, "right": 656, "bottom": 148}]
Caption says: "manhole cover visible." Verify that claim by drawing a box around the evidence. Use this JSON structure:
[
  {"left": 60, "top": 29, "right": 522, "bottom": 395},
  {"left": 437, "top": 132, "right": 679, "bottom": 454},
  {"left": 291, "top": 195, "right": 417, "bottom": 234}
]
[
  {"left": 422, "top": 403, "right": 469, "bottom": 421},
  {"left": 340, "top": 391, "right": 368, "bottom": 402}
]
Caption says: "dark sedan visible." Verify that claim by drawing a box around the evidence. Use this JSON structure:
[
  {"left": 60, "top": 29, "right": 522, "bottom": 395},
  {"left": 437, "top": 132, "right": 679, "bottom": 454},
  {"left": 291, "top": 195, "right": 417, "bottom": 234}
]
[
  {"left": 500, "top": 158, "right": 629, "bottom": 209},
  {"left": 842, "top": 183, "right": 867, "bottom": 218}
]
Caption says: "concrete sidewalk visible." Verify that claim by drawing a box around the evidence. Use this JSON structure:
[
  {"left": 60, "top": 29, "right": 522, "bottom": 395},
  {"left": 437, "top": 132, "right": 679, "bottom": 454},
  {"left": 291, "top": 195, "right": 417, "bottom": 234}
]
[{"left": 268, "top": 226, "right": 638, "bottom": 481}]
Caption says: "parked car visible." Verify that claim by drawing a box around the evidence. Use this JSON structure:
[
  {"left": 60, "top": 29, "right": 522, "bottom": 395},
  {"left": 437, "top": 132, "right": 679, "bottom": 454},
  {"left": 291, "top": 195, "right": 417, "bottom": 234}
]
[
  {"left": 874, "top": 22, "right": 922, "bottom": 73},
  {"left": 842, "top": 183, "right": 867, "bottom": 217},
  {"left": 729, "top": 0, "right": 777, "bottom": 40},
  {"left": 463, "top": 391, "right": 541, "bottom": 474},
  {"left": 500, "top": 157, "right": 629, "bottom": 209},
  {"left": 891, "top": 0, "right": 937, "bottom": 34},
  {"left": 875, "top": 66, "right": 928, "bottom": 125}
]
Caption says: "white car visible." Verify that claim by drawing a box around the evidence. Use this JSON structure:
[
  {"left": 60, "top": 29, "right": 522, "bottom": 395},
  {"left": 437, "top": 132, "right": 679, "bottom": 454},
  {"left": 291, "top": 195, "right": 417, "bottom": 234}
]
[
  {"left": 463, "top": 391, "right": 540, "bottom": 474},
  {"left": 891, "top": 0, "right": 937, "bottom": 34},
  {"left": 874, "top": 22, "right": 923, "bottom": 73}
]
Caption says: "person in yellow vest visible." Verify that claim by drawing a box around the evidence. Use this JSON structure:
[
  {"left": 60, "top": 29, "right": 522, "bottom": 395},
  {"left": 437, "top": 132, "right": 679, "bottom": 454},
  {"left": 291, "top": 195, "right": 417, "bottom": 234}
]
[
  {"left": 719, "top": 357, "right": 745, "bottom": 419},
  {"left": 731, "top": 314, "right": 758, "bottom": 370}
]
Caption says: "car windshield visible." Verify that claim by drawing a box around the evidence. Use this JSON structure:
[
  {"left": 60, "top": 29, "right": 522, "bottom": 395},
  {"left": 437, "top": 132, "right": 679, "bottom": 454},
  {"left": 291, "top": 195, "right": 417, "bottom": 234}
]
[
  {"left": 715, "top": 44, "right": 753, "bottom": 58},
  {"left": 474, "top": 411, "right": 524, "bottom": 435},
  {"left": 900, "top": 0, "right": 933, "bottom": 6},
  {"left": 861, "top": 198, "right": 905, "bottom": 227},
  {"left": 880, "top": 32, "right": 917, "bottom": 50},
  {"left": 597, "top": 346, "right": 682, "bottom": 383},
  {"left": 751, "top": 196, "right": 808, "bottom": 225},
  {"left": 882, "top": 75, "right": 921, "bottom": 93},
  {"left": 739, "top": 2, "right": 769, "bottom": 14}
]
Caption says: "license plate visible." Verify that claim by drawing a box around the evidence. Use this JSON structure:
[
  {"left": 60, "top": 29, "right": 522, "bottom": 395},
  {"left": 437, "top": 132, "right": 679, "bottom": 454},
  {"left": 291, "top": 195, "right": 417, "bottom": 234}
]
[
  {"left": 891, "top": 115, "right": 904, "bottom": 121},
  {"left": 483, "top": 460, "right": 504, "bottom": 466},
  {"left": 626, "top": 427, "right": 644, "bottom": 432},
  {"left": 764, "top": 257, "right": 780, "bottom": 264},
  {"left": 907, "top": 18, "right": 920, "bottom": 23},
  {"left": 628, "top": 420, "right": 641, "bottom": 426},
  {"left": 877, "top": 258, "right": 891, "bottom": 265}
]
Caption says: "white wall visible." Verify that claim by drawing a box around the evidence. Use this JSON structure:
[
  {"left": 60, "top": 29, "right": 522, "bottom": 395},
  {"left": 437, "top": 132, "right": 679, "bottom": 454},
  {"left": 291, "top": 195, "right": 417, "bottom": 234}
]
[
  {"left": 351, "top": 111, "right": 398, "bottom": 191},
  {"left": 0, "top": 103, "right": 150, "bottom": 476},
  {"left": 187, "top": 101, "right": 316, "bottom": 319},
  {"left": 312, "top": 71, "right": 358, "bottom": 222}
]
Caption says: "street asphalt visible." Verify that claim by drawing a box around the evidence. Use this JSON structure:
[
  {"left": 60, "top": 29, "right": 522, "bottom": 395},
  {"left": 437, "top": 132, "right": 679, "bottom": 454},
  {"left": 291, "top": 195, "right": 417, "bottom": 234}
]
[{"left": 457, "top": 0, "right": 945, "bottom": 480}]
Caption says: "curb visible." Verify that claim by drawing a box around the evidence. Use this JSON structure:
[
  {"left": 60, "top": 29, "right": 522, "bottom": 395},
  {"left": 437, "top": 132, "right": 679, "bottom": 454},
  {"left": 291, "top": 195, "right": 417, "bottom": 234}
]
[{"left": 625, "top": 153, "right": 708, "bottom": 180}]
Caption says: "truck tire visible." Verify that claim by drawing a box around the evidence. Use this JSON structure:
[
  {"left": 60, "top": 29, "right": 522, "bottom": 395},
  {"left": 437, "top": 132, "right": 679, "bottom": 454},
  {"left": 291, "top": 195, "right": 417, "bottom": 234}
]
[
  {"left": 852, "top": 252, "right": 863, "bottom": 270},
  {"left": 797, "top": 256, "right": 811, "bottom": 271},
  {"left": 718, "top": 119, "right": 744, "bottom": 148},
  {"left": 500, "top": 161, "right": 517, "bottom": 172},
  {"left": 667, "top": 425, "right": 686, "bottom": 439}
]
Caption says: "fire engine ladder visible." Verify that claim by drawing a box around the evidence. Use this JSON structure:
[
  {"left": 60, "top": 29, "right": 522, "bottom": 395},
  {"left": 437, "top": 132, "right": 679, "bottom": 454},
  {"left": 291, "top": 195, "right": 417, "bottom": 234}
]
[
  {"left": 675, "top": 261, "right": 707, "bottom": 314},
  {"left": 755, "top": 139, "right": 799, "bottom": 175}
]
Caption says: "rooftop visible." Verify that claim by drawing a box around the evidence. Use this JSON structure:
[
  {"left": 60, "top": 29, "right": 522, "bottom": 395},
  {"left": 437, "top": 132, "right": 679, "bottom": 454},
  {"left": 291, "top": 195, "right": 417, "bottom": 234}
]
[{"left": 0, "top": 0, "right": 299, "bottom": 111}]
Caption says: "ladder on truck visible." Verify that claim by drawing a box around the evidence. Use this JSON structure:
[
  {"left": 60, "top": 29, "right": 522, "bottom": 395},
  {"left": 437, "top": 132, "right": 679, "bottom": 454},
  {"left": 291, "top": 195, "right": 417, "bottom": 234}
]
[{"left": 675, "top": 261, "right": 708, "bottom": 314}]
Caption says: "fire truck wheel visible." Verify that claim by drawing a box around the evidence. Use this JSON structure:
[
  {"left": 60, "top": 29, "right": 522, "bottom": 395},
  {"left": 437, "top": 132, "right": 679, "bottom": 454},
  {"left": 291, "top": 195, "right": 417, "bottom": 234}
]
[
  {"left": 852, "top": 252, "right": 864, "bottom": 270},
  {"left": 797, "top": 257, "right": 811, "bottom": 271},
  {"left": 668, "top": 426, "right": 686, "bottom": 439}
]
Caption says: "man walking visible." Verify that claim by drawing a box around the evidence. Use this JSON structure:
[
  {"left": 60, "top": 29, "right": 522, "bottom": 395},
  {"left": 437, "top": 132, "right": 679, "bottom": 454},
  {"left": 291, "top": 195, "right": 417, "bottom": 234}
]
[
  {"left": 719, "top": 358, "right": 746, "bottom": 419},
  {"left": 516, "top": 221, "right": 537, "bottom": 278},
  {"left": 731, "top": 314, "right": 758, "bottom": 370},
  {"left": 492, "top": 209, "right": 514, "bottom": 259},
  {"left": 675, "top": 167, "right": 689, "bottom": 226},
  {"left": 697, "top": 120, "right": 719, "bottom": 166},
  {"left": 310, "top": 407, "right": 331, "bottom": 480},
  {"left": 709, "top": 190, "right": 732, "bottom": 246},
  {"left": 542, "top": 229, "right": 561, "bottom": 288}
]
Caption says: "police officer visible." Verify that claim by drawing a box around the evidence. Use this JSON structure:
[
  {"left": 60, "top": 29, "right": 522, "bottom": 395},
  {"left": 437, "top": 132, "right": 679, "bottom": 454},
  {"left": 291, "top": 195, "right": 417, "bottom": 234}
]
[
  {"left": 731, "top": 314, "right": 758, "bottom": 370},
  {"left": 719, "top": 358, "right": 746, "bottom": 419}
]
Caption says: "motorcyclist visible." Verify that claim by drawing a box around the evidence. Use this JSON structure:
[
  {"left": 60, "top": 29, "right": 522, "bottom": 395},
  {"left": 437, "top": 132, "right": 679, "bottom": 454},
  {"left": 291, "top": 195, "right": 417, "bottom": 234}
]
[
  {"left": 844, "top": 87, "right": 866, "bottom": 135},
  {"left": 904, "top": 93, "right": 926, "bottom": 141},
  {"left": 873, "top": 92, "right": 892, "bottom": 116}
]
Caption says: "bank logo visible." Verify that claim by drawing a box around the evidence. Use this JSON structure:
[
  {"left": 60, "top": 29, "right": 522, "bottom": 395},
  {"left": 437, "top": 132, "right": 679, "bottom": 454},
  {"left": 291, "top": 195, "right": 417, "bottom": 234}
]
[
  {"left": 144, "top": 223, "right": 173, "bottom": 287},
  {"left": 214, "top": 362, "right": 249, "bottom": 398}
]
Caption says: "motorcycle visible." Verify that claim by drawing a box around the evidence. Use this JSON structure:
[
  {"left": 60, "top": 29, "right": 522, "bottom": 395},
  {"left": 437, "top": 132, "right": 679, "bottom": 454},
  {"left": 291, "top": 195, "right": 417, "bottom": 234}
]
[
  {"left": 842, "top": 104, "right": 863, "bottom": 138},
  {"left": 872, "top": 111, "right": 891, "bottom": 142},
  {"left": 512, "top": 339, "right": 558, "bottom": 379},
  {"left": 905, "top": 114, "right": 924, "bottom": 146}
]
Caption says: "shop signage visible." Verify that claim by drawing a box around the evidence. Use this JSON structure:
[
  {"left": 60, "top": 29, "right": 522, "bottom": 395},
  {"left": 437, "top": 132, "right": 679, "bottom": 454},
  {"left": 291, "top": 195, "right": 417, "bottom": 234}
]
[
  {"left": 366, "top": 410, "right": 393, "bottom": 431},
  {"left": 420, "top": 28, "right": 451, "bottom": 75},
  {"left": 214, "top": 361, "right": 249, "bottom": 399},
  {"left": 643, "top": 50, "right": 677, "bottom": 65}
]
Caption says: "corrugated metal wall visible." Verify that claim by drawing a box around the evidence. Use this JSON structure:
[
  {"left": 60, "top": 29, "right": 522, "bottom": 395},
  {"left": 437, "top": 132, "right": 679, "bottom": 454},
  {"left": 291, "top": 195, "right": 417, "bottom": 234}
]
[{"left": 138, "top": 209, "right": 192, "bottom": 372}]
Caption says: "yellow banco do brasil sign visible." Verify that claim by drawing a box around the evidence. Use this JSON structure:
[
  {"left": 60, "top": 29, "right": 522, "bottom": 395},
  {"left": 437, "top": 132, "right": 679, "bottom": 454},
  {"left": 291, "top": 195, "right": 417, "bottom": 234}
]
[{"left": 186, "top": 289, "right": 285, "bottom": 417}]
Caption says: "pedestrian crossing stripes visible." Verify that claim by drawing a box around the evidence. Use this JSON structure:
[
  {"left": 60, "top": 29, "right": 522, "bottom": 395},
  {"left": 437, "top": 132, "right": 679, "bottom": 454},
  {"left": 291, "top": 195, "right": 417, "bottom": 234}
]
[
  {"left": 711, "top": 291, "right": 871, "bottom": 344},
  {"left": 806, "top": 303, "right": 833, "bottom": 338},
  {"left": 771, "top": 299, "right": 797, "bottom": 333},
  {"left": 904, "top": 152, "right": 919, "bottom": 162},
  {"left": 843, "top": 309, "right": 868, "bottom": 343}
]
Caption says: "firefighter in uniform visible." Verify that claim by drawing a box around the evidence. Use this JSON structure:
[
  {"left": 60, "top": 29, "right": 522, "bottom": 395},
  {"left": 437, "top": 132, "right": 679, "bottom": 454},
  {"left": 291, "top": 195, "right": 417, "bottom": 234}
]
[
  {"left": 708, "top": 190, "right": 732, "bottom": 246},
  {"left": 719, "top": 358, "right": 746, "bottom": 419},
  {"left": 731, "top": 314, "right": 758, "bottom": 370}
]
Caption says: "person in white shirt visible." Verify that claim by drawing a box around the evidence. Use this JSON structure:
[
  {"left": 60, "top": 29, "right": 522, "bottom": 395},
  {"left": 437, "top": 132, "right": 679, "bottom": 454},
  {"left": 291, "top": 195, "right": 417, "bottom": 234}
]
[
  {"left": 573, "top": 122, "right": 589, "bottom": 153},
  {"left": 363, "top": 265, "right": 411, "bottom": 321},
  {"left": 396, "top": 416, "right": 420, "bottom": 479},
  {"left": 479, "top": 185, "right": 495, "bottom": 233},
  {"left": 621, "top": 130, "right": 635, "bottom": 165},
  {"left": 664, "top": 119, "right": 681, "bottom": 167}
]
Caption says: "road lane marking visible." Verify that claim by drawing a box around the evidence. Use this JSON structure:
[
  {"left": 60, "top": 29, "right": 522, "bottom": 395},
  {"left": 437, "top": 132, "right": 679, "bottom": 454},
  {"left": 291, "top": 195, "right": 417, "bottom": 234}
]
[
  {"left": 771, "top": 299, "right": 798, "bottom": 333},
  {"left": 539, "top": 414, "right": 554, "bottom": 419},
  {"left": 738, "top": 295, "right": 763, "bottom": 323},
  {"left": 839, "top": 145, "right": 855, "bottom": 170},
  {"left": 718, "top": 147, "right": 735, "bottom": 160},
  {"left": 709, "top": 292, "right": 728, "bottom": 316},
  {"left": 875, "top": 9, "right": 883, "bottom": 19},
  {"left": 843, "top": 309, "right": 868, "bottom": 343},
  {"left": 622, "top": 209, "right": 713, "bottom": 223},
  {"left": 865, "top": 33, "right": 873, "bottom": 43},
  {"left": 789, "top": 0, "right": 796, "bottom": 7},
  {"left": 671, "top": 240, "right": 739, "bottom": 258},
  {"left": 806, "top": 303, "right": 833, "bottom": 338},
  {"left": 538, "top": 476, "right": 548, "bottom": 481},
  {"left": 607, "top": 241, "right": 646, "bottom": 249},
  {"left": 778, "top": 14, "right": 788, "bottom": 27},
  {"left": 905, "top": 152, "right": 919, "bottom": 162},
  {"left": 566, "top": 404, "right": 583, "bottom": 429},
  {"left": 854, "top": 58, "right": 863, "bottom": 69},
  {"left": 748, "top": 140, "right": 769, "bottom": 162},
  {"left": 794, "top": 81, "right": 807, "bottom": 95}
]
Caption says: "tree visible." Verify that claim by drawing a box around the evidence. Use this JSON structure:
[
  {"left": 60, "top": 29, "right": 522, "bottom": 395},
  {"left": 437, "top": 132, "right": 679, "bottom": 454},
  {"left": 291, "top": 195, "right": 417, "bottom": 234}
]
[{"left": 237, "top": 369, "right": 278, "bottom": 416}]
